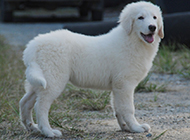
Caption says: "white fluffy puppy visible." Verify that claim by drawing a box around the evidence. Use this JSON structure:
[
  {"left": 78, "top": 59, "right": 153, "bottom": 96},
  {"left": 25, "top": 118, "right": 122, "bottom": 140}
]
[{"left": 19, "top": 1, "right": 164, "bottom": 137}]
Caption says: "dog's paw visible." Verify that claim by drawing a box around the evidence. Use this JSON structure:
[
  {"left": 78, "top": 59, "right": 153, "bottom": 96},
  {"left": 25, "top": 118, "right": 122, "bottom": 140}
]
[
  {"left": 41, "top": 127, "right": 62, "bottom": 138},
  {"left": 130, "top": 123, "right": 150, "bottom": 133},
  {"left": 52, "top": 129, "right": 62, "bottom": 137},
  {"left": 30, "top": 124, "right": 41, "bottom": 133},
  {"left": 24, "top": 122, "right": 41, "bottom": 133}
]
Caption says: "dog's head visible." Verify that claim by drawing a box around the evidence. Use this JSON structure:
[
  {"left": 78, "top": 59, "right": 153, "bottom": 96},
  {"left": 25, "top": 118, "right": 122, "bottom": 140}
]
[{"left": 119, "top": 1, "right": 164, "bottom": 44}]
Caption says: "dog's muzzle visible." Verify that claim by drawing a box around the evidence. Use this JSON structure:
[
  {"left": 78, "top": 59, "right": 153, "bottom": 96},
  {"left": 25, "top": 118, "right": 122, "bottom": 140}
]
[
  {"left": 141, "top": 32, "right": 154, "bottom": 43},
  {"left": 141, "top": 25, "right": 156, "bottom": 43}
]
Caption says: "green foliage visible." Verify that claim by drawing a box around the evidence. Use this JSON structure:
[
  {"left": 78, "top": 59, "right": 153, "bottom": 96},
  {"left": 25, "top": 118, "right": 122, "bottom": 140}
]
[
  {"left": 64, "top": 84, "right": 111, "bottom": 111},
  {"left": 154, "top": 45, "right": 178, "bottom": 74},
  {"left": 0, "top": 36, "right": 26, "bottom": 138},
  {"left": 136, "top": 73, "right": 166, "bottom": 93},
  {"left": 0, "top": 36, "right": 25, "bottom": 123},
  {"left": 178, "top": 46, "right": 190, "bottom": 79},
  {"left": 154, "top": 44, "right": 190, "bottom": 78},
  {"left": 135, "top": 73, "right": 151, "bottom": 92},
  {"left": 152, "top": 130, "right": 167, "bottom": 140}
]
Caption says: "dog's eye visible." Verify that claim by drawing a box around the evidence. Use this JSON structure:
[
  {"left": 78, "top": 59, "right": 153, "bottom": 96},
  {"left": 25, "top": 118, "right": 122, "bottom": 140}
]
[
  {"left": 153, "top": 16, "right": 157, "bottom": 19},
  {"left": 138, "top": 16, "right": 144, "bottom": 20}
]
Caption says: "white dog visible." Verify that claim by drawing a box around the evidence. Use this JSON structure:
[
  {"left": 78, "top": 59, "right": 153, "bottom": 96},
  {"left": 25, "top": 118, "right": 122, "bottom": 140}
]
[{"left": 19, "top": 1, "right": 164, "bottom": 137}]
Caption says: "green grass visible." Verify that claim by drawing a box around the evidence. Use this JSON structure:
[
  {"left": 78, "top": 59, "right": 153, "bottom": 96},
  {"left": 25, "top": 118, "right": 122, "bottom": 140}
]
[
  {"left": 63, "top": 84, "right": 111, "bottom": 111},
  {"left": 0, "top": 37, "right": 26, "bottom": 139},
  {"left": 177, "top": 46, "right": 190, "bottom": 79},
  {"left": 135, "top": 73, "right": 166, "bottom": 93},
  {"left": 153, "top": 44, "right": 190, "bottom": 77},
  {"left": 152, "top": 130, "right": 167, "bottom": 140},
  {"left": 153, "top": 45, "right": 178, "bottom": 74},
  {"left": 0, "top": 38, "right": 24, "bottom": 117}
]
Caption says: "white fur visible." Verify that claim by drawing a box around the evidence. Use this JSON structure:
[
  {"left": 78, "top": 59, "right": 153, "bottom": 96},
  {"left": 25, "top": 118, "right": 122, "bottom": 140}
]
[{"left": 19, "top": 1, "right": 164, "bottom": 137}]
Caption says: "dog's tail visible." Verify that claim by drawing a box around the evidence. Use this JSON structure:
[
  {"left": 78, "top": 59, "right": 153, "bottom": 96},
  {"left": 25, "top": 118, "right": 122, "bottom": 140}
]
[
  {"left": 25, "top": 62, "right": 47, "bottom": 89},
  {"left": 23, "top": 37, "right": 47, "bottom": 89}
]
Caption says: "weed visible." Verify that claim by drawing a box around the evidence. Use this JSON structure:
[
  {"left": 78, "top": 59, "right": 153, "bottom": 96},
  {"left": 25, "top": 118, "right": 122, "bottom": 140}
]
[
  {"left": 136, "top": 73, "right": 151, "bottom": 92},
  {"left": 154, "top": 44, "right": 190, "bottom": 78},
  {"left": 147, "top": 83, "right": 166, "bottom": 92},
  {"left": 136, "top": 73, "right": 166, "bottom": 93},
  {"left": 152, "top": 130, "right": 167, "bottom": 140},
  {"left": 0, "top": 36, "right": 26, "bottom": 138},
  {"left": 63, "top": 84, "right": 111, "bottom": 111},
  {"left": 136, "top": 103, "right": 150, "bottom": 110},
  {"left": 78, "top": 90, "right": 110, "bottom": 111},
  {"left": 153, "top": 92, "right": 160, "bottom": 102},
  {"left": 179, "top": 70, "right": 190, "bottom": 79},
  {"left": 177, "top": 46, "right": 190, "bottom": 79},
  {"left": 153, "top": 45, "right": 178, "bottom": 74}
]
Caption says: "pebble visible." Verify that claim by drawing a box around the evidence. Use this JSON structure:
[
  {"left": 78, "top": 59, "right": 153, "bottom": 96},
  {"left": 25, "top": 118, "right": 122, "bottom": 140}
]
[
  {"left": 126, "top": 136, "right": 133, "bottom": 140},
  {"left": 146, "top": 133, "right": 152, "bottom": 137}
]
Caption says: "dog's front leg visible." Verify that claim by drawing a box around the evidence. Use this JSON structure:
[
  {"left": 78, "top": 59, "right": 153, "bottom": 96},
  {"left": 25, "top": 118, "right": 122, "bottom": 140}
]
[{"left": 112, "top": 84, "right": 150, "bottom": 133}]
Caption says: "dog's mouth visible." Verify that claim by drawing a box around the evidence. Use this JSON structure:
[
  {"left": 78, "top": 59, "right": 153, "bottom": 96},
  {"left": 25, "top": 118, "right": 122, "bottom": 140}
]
[{"left": 141, "top": 33, "right": 154, "bottom": 43}]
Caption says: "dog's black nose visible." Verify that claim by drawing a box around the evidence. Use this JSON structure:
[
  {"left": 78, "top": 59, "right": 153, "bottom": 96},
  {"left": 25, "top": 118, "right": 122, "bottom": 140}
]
[{"left": 148, "top": 25, "right": 156, "bottom": 32}]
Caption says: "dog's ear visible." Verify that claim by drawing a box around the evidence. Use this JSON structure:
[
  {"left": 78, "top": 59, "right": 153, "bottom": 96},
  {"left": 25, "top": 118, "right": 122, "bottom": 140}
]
[
  {"left": 158, "top": 14, "right": 164, "bottom": 39},
  {"left": 118, "top": 6, "right": 134, "bottom": 35},
  {"left": 158, "top": 24, "right": 164, "bottom": 39}
]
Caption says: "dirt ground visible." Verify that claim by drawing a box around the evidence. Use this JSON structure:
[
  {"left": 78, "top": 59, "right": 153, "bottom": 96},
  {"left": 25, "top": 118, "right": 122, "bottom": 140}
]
[
  {"left": 69, "top": 73, "right": 190, "bottom": 140},
  {"left": 1, "top": 72, "right": 190, "bottom": 140}
]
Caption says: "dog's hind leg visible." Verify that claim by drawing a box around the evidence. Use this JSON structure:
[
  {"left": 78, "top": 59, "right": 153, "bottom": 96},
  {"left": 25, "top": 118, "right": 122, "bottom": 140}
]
[
  {"left": 35, "top": 90, "right": 63, "bottom": 137},
  {"left": 19, "top": 81, "right": 40, "bottom": 132},
  {"left": 35, "top": 77, "right": 69, "bottom": 138}
]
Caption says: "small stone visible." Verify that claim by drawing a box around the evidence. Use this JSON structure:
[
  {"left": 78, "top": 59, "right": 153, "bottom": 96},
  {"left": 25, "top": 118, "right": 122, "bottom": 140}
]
[
  {"left": 126, "top": 136, "right": 133, "bottom": 140},
  {"left": 158, "top": 105, "right": 162, "bottom": 107},
  {"left": 146, "top": 133, "right": 152, "bottom": 137}
]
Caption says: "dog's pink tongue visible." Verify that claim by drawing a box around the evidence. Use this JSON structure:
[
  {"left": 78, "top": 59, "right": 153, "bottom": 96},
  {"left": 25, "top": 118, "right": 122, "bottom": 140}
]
[{"left": 145, "top": 35, "right": 154, "bottom": 43}]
